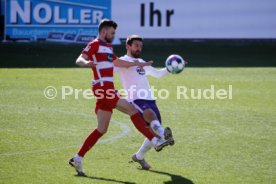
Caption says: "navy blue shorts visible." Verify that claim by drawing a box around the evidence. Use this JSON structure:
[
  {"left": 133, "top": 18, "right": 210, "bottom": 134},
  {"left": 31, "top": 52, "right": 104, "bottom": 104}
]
[{"left": 132, "top": 99, "right": 162, "bottom": 124}]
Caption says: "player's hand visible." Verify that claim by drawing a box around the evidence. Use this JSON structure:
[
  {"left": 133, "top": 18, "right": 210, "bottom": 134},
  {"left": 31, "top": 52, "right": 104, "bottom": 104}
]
[{"left": 85, "top": 61, "right": 97, "bottom": 68}]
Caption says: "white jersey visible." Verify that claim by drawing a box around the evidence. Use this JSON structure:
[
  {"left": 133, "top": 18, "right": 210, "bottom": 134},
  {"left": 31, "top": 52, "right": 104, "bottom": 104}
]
[{"left": 115, "top": 55, "right": 168, "bottom": 102}]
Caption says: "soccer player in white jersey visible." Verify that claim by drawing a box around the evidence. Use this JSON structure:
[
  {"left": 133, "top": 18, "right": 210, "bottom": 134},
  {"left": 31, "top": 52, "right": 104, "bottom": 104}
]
[{"left": 115, "top": 35, "right": 175, "bottom": 170}]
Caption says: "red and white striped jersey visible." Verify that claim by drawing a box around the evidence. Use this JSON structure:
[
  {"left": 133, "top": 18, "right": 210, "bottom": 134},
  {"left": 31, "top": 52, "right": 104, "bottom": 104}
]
[{"left": 82, "top": 38, "right": 117, "bottom": 86}]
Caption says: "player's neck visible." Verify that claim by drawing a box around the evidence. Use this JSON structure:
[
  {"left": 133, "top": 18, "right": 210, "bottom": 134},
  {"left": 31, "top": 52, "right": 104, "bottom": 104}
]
[{"left": 98, "top": 35, "right": 107, "bottom": 43}]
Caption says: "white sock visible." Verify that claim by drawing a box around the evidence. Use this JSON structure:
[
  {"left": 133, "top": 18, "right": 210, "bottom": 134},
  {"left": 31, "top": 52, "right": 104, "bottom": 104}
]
[
  {"left": 74, "top": 154, "right": 83, "bottom": 162},
  {"left": 136, "top": 138, "right": 153, "bottom": 160},
  {"left": 150, "top": 120, "right": 165, "bottom": 139}
]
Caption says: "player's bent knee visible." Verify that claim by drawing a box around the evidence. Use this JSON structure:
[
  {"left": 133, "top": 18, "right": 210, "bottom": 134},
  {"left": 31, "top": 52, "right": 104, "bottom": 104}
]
[
  {"left": 144, "top": 108, "right": 155, "bottom": 114},
  {"left": 143, "top": 109, "right": 157, "bottom": 120},
  {"left": 121, "top": 102, "right": 138, "bottom": 116},
  {"left": 97, "top": 127, "right": 108, "bottom": 135},
  {"left": 128, "top": 104, "right": 138, "bottom": 115}
]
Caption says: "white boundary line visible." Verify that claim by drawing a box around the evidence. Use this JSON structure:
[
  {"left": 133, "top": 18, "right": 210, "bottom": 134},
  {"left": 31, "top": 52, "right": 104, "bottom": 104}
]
[{"left": 0, "top": 104, "right": 131, "bottom": 157}]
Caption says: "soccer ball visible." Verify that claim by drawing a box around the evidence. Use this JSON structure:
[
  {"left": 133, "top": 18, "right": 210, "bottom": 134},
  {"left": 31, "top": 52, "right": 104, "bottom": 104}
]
[{"left": 165, "top": 54, "right": 185, "bottom": 74}]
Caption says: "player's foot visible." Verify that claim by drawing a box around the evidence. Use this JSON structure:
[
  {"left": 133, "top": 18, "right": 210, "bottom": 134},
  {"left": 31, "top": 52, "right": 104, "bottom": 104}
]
[
  {"left": 131, "top": 154, "right": 151, "bottom": 170},
  {"left": 164, "top": 127, "right": 175, "bottom": 145},
  {"left": 69, "top": 157, "right": 85, "bottom": 176},
  {"left": 152, "top": 137, "right": 173, "bottom": 152}
]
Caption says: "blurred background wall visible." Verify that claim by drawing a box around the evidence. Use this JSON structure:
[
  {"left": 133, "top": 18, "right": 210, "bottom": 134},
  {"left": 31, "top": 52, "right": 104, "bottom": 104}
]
[{"left": 0, "top": 0, "right": 275, "bottom": 67}]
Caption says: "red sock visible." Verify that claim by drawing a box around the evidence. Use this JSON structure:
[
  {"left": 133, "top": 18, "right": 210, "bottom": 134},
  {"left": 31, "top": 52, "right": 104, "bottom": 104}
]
[
  {"left": 78, "top": 129, "right": 103, "bottom": 157},
  {"left": 130, "top": 113, "right": 154, "bottom": 140}
]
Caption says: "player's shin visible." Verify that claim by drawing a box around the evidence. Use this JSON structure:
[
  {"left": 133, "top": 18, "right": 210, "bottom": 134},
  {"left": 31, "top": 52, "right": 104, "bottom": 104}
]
[
  {"left": 150, "top": 120, "right": 165, "bottom": 139},
  {"left": 136, "top": 138, "right": 153, "bottom": 160},
  {"left": 130, "top": 113, "right": 155, "bottom": 140},
  {"left": 77, "top": 129, "right": 103, "bottom": 157}
]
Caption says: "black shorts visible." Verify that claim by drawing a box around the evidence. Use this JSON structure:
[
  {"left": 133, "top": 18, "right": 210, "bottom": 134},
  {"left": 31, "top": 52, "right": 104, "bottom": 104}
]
[{"left": 132, "top": 99, "right": 162, "bottom": 124}]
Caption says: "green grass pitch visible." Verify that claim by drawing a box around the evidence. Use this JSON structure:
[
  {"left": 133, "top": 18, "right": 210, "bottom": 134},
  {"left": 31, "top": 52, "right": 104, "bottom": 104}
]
[{"left": 0, "top": 68, "right": 275, "bottom": 184}]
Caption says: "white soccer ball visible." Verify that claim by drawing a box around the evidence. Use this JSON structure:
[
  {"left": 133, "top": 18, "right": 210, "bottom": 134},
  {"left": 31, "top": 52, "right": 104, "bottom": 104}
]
[{"left": 165, "top": 54, "right": 185, "bottom": 74}]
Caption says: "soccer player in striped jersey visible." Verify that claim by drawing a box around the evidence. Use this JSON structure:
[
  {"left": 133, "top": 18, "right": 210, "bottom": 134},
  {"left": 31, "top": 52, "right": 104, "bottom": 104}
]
[
  {"left": 69, "top": 20, "right": 173, "bottom": 176},
  {"left": 115, "top": 35, "right": 175, "bottom": 170}
]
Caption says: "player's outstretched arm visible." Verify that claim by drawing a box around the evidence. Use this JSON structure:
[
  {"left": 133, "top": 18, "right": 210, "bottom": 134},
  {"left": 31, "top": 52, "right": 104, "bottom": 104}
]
[
  {"left": 113, "top": 58, "right": 153, "bottom": 68},
  {"left": 76, "top": 54, "right": 97, "bottom": 67},
  {"left": 146, "top": 66, "right": 169, "bottom": 78}
]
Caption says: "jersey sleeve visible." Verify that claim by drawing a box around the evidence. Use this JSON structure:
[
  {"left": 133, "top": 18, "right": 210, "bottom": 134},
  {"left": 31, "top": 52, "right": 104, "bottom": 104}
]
[
  {"left": 145, "top": 66, "right": 169, "bottom": 78},
  {"left": 114, "top": 56, "right": 125, "bottom": 73},
  {"left": 82, "top": 41, "right": 99, "bottom": 58}
]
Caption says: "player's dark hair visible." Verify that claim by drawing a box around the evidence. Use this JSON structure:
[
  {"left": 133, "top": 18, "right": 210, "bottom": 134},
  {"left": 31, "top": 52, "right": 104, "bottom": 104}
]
[
  {"left": 98, "top": 19, "right": 117, "bottom": 33},
  {"left": 126, "top": 35, "right": 143, "bottom": 45}
]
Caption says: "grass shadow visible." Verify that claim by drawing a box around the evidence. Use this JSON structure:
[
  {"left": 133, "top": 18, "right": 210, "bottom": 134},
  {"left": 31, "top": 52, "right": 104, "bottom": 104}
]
[
  {"left": 75, "top": 174, "right": 136, "bottom": 184},
  {"left": 147, "top": 169, "right": 194, "bottom": 184}
]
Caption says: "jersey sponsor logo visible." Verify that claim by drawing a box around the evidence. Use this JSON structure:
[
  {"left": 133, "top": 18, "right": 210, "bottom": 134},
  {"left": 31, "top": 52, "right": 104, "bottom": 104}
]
[
  {"left": 107, "top": 54, "right": 113, "bottom": 62},
  {"left": 136, "top": 66, "right": 145, "bottom": 75}
]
